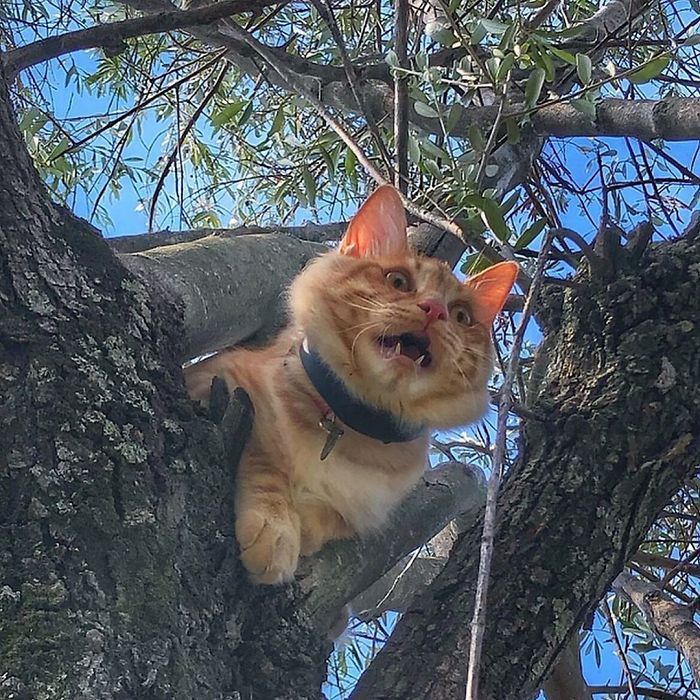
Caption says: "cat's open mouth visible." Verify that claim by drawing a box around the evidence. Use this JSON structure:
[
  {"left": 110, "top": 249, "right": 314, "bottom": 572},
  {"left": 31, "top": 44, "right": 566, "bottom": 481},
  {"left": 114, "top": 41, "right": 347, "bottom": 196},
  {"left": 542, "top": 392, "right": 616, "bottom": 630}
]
[{"left": 377, "top": 332, "right": 433, "bottom": 368}]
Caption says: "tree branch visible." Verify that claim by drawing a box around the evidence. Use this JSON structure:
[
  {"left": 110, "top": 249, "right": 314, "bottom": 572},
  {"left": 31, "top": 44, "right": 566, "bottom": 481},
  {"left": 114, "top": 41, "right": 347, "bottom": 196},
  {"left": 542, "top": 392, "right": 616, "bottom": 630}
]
[
  {"left": 119, "top": 232, "right": 326, "bottom": 359},
  {"left": 589, "top": 686, "right": 689, "bottom": 700},
  {"left": 3, "top": 0, "right": 283, "bottom": 78},
  {"left": 613, "top": 572, "right": 700, "bottom": 685},
  {"left": 107, "top": 221, "right": 348, "bottom": 253},
  {"left": 301, "top": 461, "right": 486, "bottom": 636}
]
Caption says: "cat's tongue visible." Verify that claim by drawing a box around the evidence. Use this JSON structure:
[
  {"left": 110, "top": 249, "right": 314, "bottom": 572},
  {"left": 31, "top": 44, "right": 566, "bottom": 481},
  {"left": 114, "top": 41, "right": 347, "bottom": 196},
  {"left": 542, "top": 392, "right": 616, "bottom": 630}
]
[{"left": 378, "top": 332, "right": 432, "bottom": 368}]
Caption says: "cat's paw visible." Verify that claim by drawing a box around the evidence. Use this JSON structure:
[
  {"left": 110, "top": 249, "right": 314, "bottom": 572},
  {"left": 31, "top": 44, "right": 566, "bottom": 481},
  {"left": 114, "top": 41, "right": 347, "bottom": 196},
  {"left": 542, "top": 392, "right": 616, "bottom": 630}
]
[{"left": 236, "top": 508, "right": 301, "bottom": 585}]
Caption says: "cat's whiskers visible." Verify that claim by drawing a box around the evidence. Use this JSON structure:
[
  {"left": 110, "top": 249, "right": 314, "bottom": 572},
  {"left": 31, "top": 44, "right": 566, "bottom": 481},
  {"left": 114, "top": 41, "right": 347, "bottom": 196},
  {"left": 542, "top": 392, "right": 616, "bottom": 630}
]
[
  {"left": 345, "top": 300, "right": 390, "bottom": 314},
  {"left": 350, "top": 323, "right": 383, "bottom": 367}
]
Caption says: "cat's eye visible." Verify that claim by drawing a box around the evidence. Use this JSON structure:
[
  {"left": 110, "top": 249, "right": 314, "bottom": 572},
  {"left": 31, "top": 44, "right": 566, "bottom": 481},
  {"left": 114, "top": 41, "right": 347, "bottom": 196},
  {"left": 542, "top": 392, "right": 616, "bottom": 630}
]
[
  {"left": 385, "top": 270, "right": 412, "bottom": 292},
  {"left": 450, "top": 303, "right": 474, "bottom": 327}
]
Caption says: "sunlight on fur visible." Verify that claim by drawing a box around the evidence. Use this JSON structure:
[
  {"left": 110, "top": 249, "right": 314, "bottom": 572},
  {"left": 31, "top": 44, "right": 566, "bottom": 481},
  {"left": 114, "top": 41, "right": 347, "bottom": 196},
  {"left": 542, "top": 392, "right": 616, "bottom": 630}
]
[{"left": 185, "top": 186, "right": 518, "bottom": 584}]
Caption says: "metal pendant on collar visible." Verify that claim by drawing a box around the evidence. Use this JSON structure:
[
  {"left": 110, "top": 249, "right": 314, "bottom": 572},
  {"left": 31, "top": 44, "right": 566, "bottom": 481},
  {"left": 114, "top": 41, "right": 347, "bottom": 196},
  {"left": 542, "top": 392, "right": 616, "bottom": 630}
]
[{"left": 319, "top": 413, "right": 344, "bottom": 461}]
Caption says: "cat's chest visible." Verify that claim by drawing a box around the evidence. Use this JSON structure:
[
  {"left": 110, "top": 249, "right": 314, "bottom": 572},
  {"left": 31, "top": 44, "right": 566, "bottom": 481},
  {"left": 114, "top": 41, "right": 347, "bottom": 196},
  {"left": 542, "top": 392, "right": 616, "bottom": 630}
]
[{"left": 289, "top": 430, "right": 427, "bottom": 532}]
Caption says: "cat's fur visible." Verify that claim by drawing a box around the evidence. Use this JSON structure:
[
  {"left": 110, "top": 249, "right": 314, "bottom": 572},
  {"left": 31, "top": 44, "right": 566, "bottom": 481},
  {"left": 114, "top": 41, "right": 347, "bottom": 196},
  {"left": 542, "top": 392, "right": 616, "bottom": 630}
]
[{"left": 185, "top": 186, "right": 518, "bottom": 584}]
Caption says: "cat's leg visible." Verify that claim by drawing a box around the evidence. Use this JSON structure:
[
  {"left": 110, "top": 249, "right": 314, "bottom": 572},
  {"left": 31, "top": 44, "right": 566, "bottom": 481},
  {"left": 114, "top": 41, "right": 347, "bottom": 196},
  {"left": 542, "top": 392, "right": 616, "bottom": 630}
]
[
  {"left": 297, "top": 501, "right": 354, "bottom": 557},
  {"left": 235, "top": 457, "right": 301, "bottom": 584}
]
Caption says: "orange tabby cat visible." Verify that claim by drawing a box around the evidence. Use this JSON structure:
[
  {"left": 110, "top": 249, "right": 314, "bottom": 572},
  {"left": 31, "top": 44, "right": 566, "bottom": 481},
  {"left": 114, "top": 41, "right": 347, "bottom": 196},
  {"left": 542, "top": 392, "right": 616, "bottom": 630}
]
[{"left": 185, "top": 186, "right": 518, "bottom": 584}]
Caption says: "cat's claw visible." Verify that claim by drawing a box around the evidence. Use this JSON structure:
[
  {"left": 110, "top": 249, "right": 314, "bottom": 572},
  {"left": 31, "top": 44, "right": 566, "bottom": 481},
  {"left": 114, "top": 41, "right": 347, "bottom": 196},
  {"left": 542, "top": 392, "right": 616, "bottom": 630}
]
[{"left": 236, "top": 508, "right": 301, "bottom": 585}]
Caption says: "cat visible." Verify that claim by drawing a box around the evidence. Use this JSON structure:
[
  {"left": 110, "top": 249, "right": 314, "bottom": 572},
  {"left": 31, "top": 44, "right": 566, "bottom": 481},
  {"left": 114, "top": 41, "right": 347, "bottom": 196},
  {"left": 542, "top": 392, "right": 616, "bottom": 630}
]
[{"left": 185, "top": 185, "right": 518, "bottom": 584}]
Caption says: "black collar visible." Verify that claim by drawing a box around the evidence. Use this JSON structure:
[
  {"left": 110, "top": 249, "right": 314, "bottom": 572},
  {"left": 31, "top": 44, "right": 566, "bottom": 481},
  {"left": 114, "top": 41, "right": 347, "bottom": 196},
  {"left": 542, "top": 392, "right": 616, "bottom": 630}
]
[{"left": 299, "top": 339, "right": 425, "bottom": 444}]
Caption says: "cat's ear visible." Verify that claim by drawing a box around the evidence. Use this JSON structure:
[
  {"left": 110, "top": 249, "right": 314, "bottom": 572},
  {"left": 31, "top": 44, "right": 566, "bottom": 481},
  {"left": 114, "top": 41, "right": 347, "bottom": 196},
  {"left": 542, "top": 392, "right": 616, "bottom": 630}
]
[
  {"left": 339, "top": 185, "right": 409, "bottom": 257},
  {"left": 465, "top": 261, "right": 519, "bottom": 325}
]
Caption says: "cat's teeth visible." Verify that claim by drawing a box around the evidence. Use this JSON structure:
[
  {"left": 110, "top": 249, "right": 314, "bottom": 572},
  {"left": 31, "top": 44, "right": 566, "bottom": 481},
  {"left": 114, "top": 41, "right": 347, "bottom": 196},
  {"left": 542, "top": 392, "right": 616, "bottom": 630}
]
[
  {"left": 393, "top": 341, "right": 402, "bottom": 356},
  {"left": 415, "top": 354, "right": 425, "bottom": 366}
]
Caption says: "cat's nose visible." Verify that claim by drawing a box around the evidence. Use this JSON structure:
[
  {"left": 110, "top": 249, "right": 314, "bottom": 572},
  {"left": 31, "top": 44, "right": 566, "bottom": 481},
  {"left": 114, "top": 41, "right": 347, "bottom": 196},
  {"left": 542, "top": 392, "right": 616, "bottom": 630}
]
[{"left": 418, "top": 298, "right": 448, "bottom": 324}]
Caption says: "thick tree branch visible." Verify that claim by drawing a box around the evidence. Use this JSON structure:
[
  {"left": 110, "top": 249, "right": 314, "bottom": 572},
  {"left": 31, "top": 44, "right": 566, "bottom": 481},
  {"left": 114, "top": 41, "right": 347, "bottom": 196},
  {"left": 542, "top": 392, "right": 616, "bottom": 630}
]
[
  {"left": 119, "top": 232, "right": 325, "bottom": 360},
  {"left": 613, "top": 572, "right": 700, "bottom": 684},
  {"left": 3, "top": 0, "right": 283, "bottom": 78},
  {"left": 108, "top": 221, "right": 347, "bottom": 253},
  {"left": 532, "top": 98, "right": 700, "bottom": 141},
  {"left": 590, "top": 686, "right": 689, "bottom": 700},
  {"left": 115, "top": 224, "right": 524, "bottom": 361},
  {"left": 301, "top": 462, "right": 485, "bottom": 636}
]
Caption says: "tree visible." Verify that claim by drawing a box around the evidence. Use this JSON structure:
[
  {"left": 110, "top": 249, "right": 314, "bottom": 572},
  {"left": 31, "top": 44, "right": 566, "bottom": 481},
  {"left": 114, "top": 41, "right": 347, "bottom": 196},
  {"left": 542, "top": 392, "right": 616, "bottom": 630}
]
[{"left": 1, "top": 1, "right": 699, "bottom": 698}]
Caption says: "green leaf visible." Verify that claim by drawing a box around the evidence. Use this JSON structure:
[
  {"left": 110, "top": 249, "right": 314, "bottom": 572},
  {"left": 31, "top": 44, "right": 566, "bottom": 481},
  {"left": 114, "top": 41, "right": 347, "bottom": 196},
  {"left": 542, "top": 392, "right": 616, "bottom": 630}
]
[
  {"left": 576, "top": 53, "right": 592, "bottom": 84},
  {"left": 210, "top": 100, "right": 245, "bottom": 129},
  {"left": 570, "top": 98, "right": 596, "bottom": 120},
  {"left": 549, "top": 46, "right": 576, "bottom": 65},
  {"left": 525, "top": 67, "right": 546, "bottom": 107},
  {"left": 505, "top": 117, "right": 521, "bottom": 144},
  {"left": 461, "top": 253, "right": 494, "bottom": 275},
  {"left": 468, "top": 124, "right": 485, "bottom": 151},
  {"left": 408, "top": 133, "right": 421, "bottom": 163},
  {"left": 301, "top": 166, "right": 316, "bottom": 207},
  {"left": 422, "top": 139, "right": 449, "bottom": 161},
  {"left": 445, "top": 103, "right": 463, "bottom": 134},
  {"left": 238, "top": 101, "right": 254, "bottom": 127},
  {"left": 514, "top": 218, "right": 547, "bottom": 250},
  {"left": 345, "top": 147, "right": 357, "bottom": 186},
  {"left": 628, "top": 55, "right": 670, "bottom": 84},
  {"left": 268, "top": 105, "right": 285, "bottom": 137},
  {"left": 414, "top": 101, "right": 439, "bottom": 119},
  {"left": 496, "top": 53, "right": 515, "bottom": 82},
  {"left": 318, "top": 146, "right": 336, "bottom": 182},
  {"left": 480, "top": 196, "right": 511, "bottom": 241},
  {"left": 465, "top": 194, "right": 511, "bottom": 241},
  {"left": 479, "top": 18, "right": 509, "bottom": 35}
]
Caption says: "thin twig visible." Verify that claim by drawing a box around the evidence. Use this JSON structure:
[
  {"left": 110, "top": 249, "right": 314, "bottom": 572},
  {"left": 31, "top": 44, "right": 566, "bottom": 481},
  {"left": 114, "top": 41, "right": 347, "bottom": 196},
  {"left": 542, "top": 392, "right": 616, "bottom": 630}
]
[
  {"left": 393, "top": 0, "right": 409, "bottom": 193},
  {"left": 464, "top": 228, "right": 553, "bottom": 700},
  {"left": 602, "top": 597, "right": 639, "bottom": 700},
  {"left": 148, "top": 62, "right": 229, "bottom": 230},
  {"left": 55, "top": 49, "right": 227, "bottom": 159},
  {"left": 474, "top": 77, "right": 510, "bottom": 189},
  {"left": 311, "top": 0, "right": 393, "bottom": 170}
]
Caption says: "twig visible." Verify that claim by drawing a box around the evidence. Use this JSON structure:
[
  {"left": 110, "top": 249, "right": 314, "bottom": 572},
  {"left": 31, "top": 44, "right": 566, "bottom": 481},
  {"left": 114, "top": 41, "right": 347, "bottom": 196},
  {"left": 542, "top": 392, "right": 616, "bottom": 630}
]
[
  {"left": 148, "top": 62, "right": 229, "bottom": 230},
  {"left": 393, "top": 0, "right": 409, "bottom": 193},
  {"left": 589, "top": 686, "right": 689, "bottom": 700},
  {"left": 464, "top": 228, "right": 553, "bottom": 700},
  {"left": 602, "top": 597, "right": 639, "bottom": 700},
  {"left": 3, "top": 0, "right": 282, "bottom": 78},
  {"left": 474, "top": 79, "right": 511, "bottom": 189},
  {"left": 311, "top": 0, "right": 393, "bottom": 170},
  {"left": 54, "top": 49, "right": 227, "bottom": 159}
]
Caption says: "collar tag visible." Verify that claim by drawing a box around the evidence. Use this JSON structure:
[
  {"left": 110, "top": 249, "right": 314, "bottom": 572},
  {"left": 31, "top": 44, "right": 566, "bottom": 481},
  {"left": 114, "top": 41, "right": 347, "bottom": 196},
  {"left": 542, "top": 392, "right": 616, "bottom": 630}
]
[{"left": 319, "top": 414, "right": 344, "bottom": 461}]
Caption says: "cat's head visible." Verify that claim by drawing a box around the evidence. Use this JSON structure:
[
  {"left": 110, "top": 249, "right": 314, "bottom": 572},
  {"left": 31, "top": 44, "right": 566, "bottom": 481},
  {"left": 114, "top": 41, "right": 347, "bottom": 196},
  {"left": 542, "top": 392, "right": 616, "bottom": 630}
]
[{"left": 289, "top": 186, "right": 518, "bottom": 429}]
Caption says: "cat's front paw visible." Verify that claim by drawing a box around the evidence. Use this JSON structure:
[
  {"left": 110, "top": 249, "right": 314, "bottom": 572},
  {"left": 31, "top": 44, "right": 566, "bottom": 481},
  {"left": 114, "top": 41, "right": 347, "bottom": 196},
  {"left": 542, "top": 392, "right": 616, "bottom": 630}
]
[{"left": 236, "top": 507, "right": 301, "bottom": 585}]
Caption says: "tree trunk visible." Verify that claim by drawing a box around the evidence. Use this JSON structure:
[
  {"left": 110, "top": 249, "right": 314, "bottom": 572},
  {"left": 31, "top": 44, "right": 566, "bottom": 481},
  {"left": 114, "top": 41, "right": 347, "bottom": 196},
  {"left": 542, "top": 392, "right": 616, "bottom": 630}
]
[
  {"left": 0, "top": 67, "right": 325, "bottom": 699},
  {"left": 352, "top": 227, "right": 700, "bottom": 699}
]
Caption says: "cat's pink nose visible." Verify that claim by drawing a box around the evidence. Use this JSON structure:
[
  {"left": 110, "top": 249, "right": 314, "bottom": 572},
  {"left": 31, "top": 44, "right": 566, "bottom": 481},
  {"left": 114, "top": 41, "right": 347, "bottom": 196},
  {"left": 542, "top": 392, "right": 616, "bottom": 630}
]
[{"left": 418, "top": 298, "right": 448, "bottom": 324}]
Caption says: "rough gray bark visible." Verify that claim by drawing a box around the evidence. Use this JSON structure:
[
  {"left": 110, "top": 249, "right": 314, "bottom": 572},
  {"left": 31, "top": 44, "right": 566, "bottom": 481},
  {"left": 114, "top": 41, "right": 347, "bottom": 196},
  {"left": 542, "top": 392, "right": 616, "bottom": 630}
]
[
  {"left": 614, "top": 572, "right": 700, "bottom": 684},
  {"left": 352, "top": 226, "right": 700, "bottom": 699},
  {"left": 0, "top": 66, "right": 325, "bottom": 699},
  {"left": 120, "top": 232, "right": 326, "bottom": 359}
]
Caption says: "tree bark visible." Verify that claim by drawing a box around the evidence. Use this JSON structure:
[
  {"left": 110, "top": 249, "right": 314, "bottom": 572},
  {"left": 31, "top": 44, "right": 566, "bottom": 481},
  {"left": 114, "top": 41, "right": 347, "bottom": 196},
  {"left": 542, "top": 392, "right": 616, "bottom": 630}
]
[
  {"left": 0, "top": 65, "right": 325, "bottom": 699},
  {"left": 614, "top": 572, "right": 700, "bottom": 684},
  {"left": 352, "top": 227, "right": 700, "bottom": 699}
]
